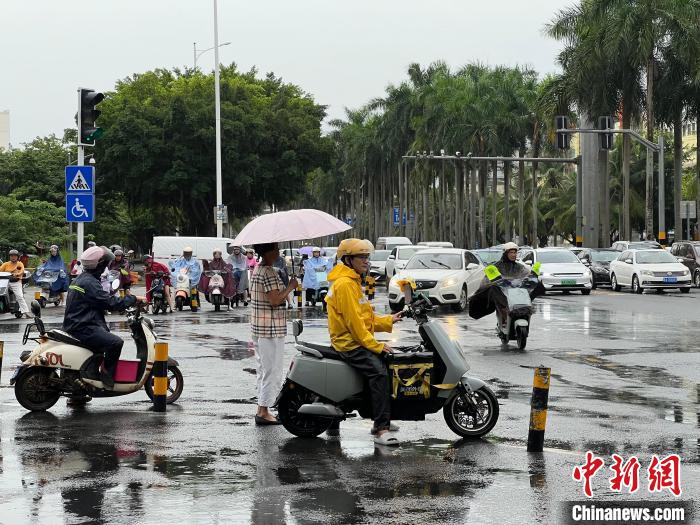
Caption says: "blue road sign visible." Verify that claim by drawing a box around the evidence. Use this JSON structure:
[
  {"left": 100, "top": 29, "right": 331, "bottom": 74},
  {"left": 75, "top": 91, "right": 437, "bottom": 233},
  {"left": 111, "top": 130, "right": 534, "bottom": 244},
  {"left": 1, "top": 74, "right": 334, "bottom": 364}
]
[
  {"left": 66, "top": 194, "right": 95, "bottom": 223},
  {"left": 65, "top": 166, "right": 95, "bottom": 194},
  {"left": 393, "top": 207, "right": 400, "bottom": 226}
]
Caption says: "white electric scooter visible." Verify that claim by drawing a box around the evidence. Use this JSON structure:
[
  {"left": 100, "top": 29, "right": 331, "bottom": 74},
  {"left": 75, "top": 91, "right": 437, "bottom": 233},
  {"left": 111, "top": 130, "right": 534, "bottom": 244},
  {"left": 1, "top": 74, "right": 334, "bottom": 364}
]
[{"left": 11, "top": 289, "right": 184, "bottom": 411}]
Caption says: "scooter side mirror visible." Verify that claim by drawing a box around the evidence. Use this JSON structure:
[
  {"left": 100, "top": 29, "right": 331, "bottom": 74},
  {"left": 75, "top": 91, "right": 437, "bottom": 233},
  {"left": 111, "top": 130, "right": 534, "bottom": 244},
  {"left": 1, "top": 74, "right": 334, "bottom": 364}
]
[
  {"left": 292, "top": 319, "right": 304, "bottom": 338},
  {"left": 30, "top": 300, "right": 41, "bottom": 318},
  {"left": 112, "top": 278, "right": 121, "bottom": 291},
  {"left": 466, "top": 263, "right": 479, "bottom": 270}
]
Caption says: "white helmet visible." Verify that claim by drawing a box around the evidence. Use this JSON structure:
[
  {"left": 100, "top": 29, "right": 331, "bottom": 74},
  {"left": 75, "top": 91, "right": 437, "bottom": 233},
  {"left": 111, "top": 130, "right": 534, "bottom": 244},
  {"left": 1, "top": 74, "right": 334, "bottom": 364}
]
[
  {"left": 80, "top": 245, "right": 114, "bottom": 270},
  {"left": 503, "top": 242, "right": 519, "bottom": 252}
]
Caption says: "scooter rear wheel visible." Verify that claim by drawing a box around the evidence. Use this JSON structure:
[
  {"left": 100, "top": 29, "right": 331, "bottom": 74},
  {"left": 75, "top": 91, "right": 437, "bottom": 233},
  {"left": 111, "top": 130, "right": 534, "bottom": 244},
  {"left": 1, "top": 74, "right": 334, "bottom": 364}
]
[
  {"left": 15, "top": 368, "right": 61, "bottom": 411},
  {"left": 277, "top": 385, "right": 332, "bottom": 438},
  {"left": 517, "top": 330, "right": 528, "bottom": 350},
  {"left": 443, "top": 386, "right": 499, "bottom": 438},
  {"left": 175, "top": 296, "right": 184, "bottom": 311}
]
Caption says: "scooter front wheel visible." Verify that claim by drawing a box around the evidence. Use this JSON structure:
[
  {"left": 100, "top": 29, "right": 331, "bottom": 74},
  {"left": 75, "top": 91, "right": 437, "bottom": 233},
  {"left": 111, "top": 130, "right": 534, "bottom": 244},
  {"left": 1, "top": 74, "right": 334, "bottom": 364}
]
[
  {"left": 443, "top": 386, "right": 499, "bottom": 438},
  {"left": 15, "top": 368, "right": 61, "bottom": 411},
  {"left": 144, "top": 366, "right": 184, "bottom": 404},
  {"left": 277, "top": 385, "right": 332, "bottom": 438}
]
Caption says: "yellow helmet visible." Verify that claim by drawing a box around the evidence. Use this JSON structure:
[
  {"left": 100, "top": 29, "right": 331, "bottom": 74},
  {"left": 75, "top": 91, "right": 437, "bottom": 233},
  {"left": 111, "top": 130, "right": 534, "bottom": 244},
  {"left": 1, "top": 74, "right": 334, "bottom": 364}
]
[{"left": 337, "top": 238, "right": 374, "bottom": 259}]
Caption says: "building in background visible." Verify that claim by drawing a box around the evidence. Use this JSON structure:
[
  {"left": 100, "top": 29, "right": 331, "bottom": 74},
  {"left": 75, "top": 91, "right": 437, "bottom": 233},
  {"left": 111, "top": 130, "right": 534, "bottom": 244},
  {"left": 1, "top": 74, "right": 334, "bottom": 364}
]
[{"left": 0, "top": 110, "right": 9, "bottom": 150}]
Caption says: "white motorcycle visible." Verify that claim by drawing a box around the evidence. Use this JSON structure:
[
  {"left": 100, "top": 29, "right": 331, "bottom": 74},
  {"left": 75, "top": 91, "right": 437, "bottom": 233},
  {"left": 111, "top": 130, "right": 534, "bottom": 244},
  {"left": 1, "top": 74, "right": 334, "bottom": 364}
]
[
  {"left": 0, "top": 270, "right": 31, "bottom": 318},
  {"left": 10, "top": 295, "right": 184, "bottom": 411}
]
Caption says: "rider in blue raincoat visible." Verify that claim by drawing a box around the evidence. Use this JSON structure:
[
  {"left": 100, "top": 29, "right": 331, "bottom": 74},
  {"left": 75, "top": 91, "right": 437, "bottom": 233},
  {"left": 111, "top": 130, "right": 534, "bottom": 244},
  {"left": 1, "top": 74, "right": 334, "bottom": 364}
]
[
  {"left": 170, "top": 247, "right": 202, "bottom": 287},
  {"left": 35, "top": 244, "right": 69, "bottom": 304},
  {"left": 302, "top": 248, "right": 328, "bottom": 306}
]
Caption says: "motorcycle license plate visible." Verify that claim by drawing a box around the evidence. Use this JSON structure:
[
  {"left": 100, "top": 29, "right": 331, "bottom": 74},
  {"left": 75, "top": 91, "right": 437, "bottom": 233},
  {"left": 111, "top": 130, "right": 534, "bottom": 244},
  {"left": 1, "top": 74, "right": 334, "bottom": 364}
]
[
  {"left": 560, "top": 279, "right": 576, "bottom": 286},
  {"left": 663, "top": 277, "right": 677, "bottom": 283}
]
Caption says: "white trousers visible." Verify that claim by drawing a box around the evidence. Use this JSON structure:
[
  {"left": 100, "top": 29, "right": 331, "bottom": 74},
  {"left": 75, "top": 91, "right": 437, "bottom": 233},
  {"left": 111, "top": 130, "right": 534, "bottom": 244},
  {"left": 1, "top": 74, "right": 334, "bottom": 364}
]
[
  {"left": 9, "top": 281, "right": 28, "bottom": 314},
  {"left": 253, "top": 336, "right": 285, "bottom": 407}
]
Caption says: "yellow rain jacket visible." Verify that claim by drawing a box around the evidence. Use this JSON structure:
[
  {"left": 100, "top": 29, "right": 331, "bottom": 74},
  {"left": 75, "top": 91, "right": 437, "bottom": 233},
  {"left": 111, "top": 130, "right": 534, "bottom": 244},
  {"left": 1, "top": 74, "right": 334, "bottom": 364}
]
[{"left": 325, "top": 264, "right": 393, "bottom": 354}]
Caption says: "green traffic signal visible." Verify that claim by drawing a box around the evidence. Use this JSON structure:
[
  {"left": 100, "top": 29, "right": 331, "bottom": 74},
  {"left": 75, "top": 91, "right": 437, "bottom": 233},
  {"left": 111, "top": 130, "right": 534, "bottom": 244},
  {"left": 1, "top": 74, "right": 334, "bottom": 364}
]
[{"left": 78, "top": 88, "right": 104, "bottom": 146}]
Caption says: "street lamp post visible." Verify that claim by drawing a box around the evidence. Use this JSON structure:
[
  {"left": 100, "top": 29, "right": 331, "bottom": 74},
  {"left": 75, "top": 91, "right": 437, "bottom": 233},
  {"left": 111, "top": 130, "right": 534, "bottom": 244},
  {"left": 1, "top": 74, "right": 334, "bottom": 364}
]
[
  {"left": 193, "top": 41, "right": 231, "bottom": 70},
  {"left": 213, "top": 0, "right": 223, "bottom": 238}
]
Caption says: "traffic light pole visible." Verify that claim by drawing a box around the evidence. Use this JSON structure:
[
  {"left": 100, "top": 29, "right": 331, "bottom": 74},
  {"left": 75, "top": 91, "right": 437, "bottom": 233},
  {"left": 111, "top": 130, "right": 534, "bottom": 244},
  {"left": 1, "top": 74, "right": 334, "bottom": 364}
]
[
  {"left": 76, "top": 145, "right": 85, "bottom": 256},
  {"left": 213, "top": 0, "right": 223, "bottom": 238}
]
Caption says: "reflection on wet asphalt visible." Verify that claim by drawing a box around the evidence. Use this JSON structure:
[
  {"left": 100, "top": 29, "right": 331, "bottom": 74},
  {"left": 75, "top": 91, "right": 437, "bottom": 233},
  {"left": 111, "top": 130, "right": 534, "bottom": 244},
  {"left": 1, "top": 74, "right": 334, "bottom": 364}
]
[{"left": 0, "top": 288, "right": 699, "bottom": 523}]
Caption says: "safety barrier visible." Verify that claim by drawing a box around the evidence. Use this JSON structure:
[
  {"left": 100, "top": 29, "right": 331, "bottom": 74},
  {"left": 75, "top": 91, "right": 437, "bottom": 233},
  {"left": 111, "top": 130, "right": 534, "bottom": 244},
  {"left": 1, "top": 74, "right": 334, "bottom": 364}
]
[
  {"left": 365, "top": 275, "right": 376, "bottom": 300},
  {"left": 527, "top": 365, "right": 550, "bottom": 452},
  {"left": 295, "top": 281, "right": 303, "bottom": 308},
  {"left": 153, "top": 342, "right": 168, "bottom": 412}
]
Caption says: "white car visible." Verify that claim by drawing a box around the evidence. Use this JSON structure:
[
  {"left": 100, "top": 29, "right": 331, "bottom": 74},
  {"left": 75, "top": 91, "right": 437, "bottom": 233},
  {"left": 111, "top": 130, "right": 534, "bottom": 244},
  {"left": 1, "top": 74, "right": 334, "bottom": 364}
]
[
  {"left": 519, "top": 248, "right": 593, "bottom": 294},
  {"left": 609, "top": 249, "right": 691, "bottom": 293},
  {"left": 385, "top": 245, "right": 427, "bottom": 278},
  {"left": 387, "top": 248, "right": 484, "bottom": 312},
  {"left": 369, "top": 249, "right": 391, "bottom": 280}
]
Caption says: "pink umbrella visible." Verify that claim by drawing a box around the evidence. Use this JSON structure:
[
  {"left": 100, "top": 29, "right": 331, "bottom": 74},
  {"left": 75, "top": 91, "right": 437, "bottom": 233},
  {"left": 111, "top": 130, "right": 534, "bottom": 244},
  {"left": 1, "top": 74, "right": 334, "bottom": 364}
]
[{"left": 233, "top": 209, "right": 351, "bottom": 246}]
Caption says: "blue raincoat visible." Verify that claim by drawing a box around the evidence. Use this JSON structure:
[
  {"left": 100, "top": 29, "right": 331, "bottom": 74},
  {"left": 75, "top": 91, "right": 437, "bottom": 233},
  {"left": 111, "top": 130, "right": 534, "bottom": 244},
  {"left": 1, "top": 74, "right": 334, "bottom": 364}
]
[
  {"left": 36, "top": 254, "right": 69, "bottom": 293},
  {"left": 170, "top": 256, "right": 202, "bottom": 287},
  {"left": 302, "top": 256, "right": 328, "bottom": 290}
]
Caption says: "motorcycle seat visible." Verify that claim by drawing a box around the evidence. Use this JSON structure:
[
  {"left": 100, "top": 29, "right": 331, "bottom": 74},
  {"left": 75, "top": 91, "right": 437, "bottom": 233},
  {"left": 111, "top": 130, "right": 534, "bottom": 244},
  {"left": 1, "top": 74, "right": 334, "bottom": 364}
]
[
  {"left": 389, "top": 351, "right": 434, "bottom": 364},
  {"left": 46, "top": 329, "right": 92, "bottom": 349},
  {"left": 299, "top": 341, "right": 345, "bottom": 361}
]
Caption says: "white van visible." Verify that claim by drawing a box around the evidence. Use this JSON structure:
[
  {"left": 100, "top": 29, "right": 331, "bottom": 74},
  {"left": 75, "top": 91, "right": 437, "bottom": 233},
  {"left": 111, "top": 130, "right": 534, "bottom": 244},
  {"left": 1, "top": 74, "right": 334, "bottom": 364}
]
[
  {"left": 418, "top": 241, "right": 454, "bottom": 248},
  {"left": 151, "top": 236, "right": 236, "bottom": 267},
  {"left": 376, "top": 236, "right": 412, "bottom": 251}
]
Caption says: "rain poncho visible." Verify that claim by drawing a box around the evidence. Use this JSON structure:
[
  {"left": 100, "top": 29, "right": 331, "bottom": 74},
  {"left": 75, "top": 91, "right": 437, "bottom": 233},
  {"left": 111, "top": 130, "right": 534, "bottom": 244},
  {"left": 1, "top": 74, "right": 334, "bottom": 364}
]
[
  {"left": 302, "top": 256, "right": 328, "bottom": 290},
  {"left": 199, "top": 257, "right": 235, "bottom": 298},
  {"left": 36, "top": 254, "right": 68, "bottom": 293},
  {"left": 170, "top": 256, "right": 202, "bottom": 287},
  {"left": 325, "top": 264, "right": 393, "bottom": 354},
  {"left": 108, "top": 257, "right": 132, "bottom": 289},
  {"left": 227, "top": 253, "right": 249, "bottom": 294}
]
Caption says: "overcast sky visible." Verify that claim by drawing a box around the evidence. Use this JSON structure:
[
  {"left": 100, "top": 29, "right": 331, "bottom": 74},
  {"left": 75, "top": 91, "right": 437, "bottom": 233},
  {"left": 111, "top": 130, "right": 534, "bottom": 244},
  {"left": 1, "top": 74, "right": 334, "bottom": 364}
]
[{"left": 2, "top": 0, "right": 565, "bottom": 146}]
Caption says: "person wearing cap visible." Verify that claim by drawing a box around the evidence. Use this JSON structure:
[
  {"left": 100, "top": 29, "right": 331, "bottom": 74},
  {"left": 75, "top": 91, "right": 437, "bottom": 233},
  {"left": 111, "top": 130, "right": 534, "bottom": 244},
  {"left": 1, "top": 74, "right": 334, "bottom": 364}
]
[
  {"left": 249, "top": 242, "right": 299, "bottom": 425},
  {"left": 170, "top": 246, "right": 202, "bottom": 291},
  {"left": 325, "top": 238, "right": 402, "bottom": 445},
  {"left": 62, "top": 246, "right": 146, "bottom": 388},
  {"left": 302, "top": 247, "right": 327, "bottom": 307},
  {"left": 227, "top": 246, "right": 250, "bottom": 305},
  {"left": 144, "top": 255, "right": 174, "bottom": 312},
  {"left": 0, "top": 249, "right": 30, "bottom": 318}
]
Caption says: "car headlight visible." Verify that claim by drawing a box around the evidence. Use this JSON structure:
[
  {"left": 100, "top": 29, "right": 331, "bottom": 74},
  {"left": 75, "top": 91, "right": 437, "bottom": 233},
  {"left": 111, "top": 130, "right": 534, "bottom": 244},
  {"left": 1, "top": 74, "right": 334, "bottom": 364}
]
[
  {"left": 583, "top": 268, "right": 591, "bottom": 278},
  {"left": 683, "top": 269, "right": 690, "bottom": 276},
  {"left": 641, "top": 270, "right": 654, "bottom": 276},
  {"left": 441, "top": 278, "right": 458, "bottom": 287}
]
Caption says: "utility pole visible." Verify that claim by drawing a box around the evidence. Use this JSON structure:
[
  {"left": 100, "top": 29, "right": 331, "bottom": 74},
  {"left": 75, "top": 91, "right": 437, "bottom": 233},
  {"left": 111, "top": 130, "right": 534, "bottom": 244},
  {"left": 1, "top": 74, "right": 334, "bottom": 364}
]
[
  {"left": 213, "top": 0, "right": 223, "bottom": 238},
  {"left": 658, "top": 135, "right": 665, "bottom": 244}
]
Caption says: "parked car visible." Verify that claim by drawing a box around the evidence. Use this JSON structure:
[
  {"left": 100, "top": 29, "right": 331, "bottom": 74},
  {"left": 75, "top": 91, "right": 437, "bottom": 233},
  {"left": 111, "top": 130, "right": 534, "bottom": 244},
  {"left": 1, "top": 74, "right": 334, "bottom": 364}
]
[
  {"left": 519, "top": 248, "right": 592, "bottom": 294},
  {"left": 281, "top": 248, "right": 301, "bottom": 271},
  {"left": 577, "top": 248, "right": 619, "bottom": 288},
  {"left": 376, "top": 236, "right": 412, "bottom": 251},
  {"left": 417, "top": 241, "right": 454, "bottom": 248},
  {"left": 322, "top": 247, "right": 338, "bottom": 260},
  {"left": 609, "top": 249, "right": 691, "bottom": 293},
  {"left": 669, "top": 241, "right": 700, "bottom": 287},
  {"left": 473, "top": 249, "right": 502, "bottom": 266},
  {"left": 385, "top": 245, "right": 427, "bottom": 278},
  {"left": 570, "top": 246, "right": 584, "bottom": 257},
  {"left": 387, "top": 248, "right": 484, "bottom": 312},
  {"left": 611, "top": 240, "right": 662, "bottom": 251},
  {"left": 369, "top": 250, "right": 391, "bottom": 281}
]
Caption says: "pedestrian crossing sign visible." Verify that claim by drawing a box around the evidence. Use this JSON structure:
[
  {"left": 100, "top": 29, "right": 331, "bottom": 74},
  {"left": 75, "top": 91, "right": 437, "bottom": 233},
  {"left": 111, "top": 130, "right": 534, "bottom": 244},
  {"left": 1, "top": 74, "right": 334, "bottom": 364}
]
[{"left": 65, "top": 166, "right": 95, "bottom": 194}]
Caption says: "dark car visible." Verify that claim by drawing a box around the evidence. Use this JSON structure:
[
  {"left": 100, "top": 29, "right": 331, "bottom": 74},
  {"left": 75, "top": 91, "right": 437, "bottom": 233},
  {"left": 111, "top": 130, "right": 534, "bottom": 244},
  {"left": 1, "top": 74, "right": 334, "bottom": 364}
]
[
  {"left": 577, "top": 248, "right": 619, "bottom": 288},
  {"left": 670, "top": 241, "right": 700, "bottom": 287}
]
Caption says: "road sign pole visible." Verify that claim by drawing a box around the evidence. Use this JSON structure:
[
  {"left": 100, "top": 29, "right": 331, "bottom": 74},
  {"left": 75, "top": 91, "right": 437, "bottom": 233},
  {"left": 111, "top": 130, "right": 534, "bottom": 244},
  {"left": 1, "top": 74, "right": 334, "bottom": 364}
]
[
  {"left": 658, "top": 135, "right": 666, "bottom": 245},
  {"left": 76, "top": 146, "right": 85, "bottom": 256}
]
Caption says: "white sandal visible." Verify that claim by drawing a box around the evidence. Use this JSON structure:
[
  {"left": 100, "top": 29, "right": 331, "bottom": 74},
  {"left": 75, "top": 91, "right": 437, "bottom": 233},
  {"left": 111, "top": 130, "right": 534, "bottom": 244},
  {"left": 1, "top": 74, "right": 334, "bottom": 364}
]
[{"left": 373, "top": 432, "right": 400, "bottom": 446}]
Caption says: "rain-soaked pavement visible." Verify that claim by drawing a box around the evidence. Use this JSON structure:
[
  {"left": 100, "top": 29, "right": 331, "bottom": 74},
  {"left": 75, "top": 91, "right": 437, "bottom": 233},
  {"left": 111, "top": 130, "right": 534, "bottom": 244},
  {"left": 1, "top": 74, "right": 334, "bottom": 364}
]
[{"left": 1, "top": 286, "right": 699, "bottom": 524}]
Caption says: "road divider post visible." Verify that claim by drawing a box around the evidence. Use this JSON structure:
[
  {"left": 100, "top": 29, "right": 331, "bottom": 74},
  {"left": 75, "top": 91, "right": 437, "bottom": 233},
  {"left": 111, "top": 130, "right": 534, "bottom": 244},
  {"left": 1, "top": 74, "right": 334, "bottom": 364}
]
[
  {"left": 527, "top": 365, "right": 550, "bottom": 452},
  {"left": 0, "top": 340, "right": 3, "bottom": 381},
  {"left": 153, "top": 342, "right": 168, "bottom": 412}
]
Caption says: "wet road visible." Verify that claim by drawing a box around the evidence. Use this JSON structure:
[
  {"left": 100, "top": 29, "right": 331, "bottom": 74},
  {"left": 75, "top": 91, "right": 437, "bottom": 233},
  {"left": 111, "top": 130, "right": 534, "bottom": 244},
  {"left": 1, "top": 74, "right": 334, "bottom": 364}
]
[{"left": 1, "top": 287, "right": 699, "bottom": 524}]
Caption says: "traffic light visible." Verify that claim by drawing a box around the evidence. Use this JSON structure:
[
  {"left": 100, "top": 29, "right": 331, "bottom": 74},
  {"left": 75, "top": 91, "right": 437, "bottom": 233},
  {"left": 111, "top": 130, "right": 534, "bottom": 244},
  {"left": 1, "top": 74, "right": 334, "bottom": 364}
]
[
  {"left": 78, "top": 88, "right": 104, "bottom": 146},
  {"left": 599, "top": 116, "right": 614, "bottom": 150},
  {"left": 555, "top": 116, "right": 570, "bottom": 150}
]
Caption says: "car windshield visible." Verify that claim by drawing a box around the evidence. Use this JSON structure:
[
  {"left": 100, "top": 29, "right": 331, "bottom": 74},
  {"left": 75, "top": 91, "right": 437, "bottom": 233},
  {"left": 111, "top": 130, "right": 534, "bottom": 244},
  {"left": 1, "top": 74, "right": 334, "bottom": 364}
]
[
  {"left": 475, "top": 250, "right": 502, "bottom": 264},
  {"left": 695, "top": 247, "right": 700, "bottom": 258},
  {"left": 537, "top": 250, "right": 580, "bottom": 264},
  {"left": 591, "top": 251, "right": 619, "bottom": 263},
  {"left": 370, "top": 250, "right": 390, "bottom": 262},
  {"left": 397, "top": 247, "right": 424, "bottom": 259},
  {"left": 323, "top": 248, "right": 337, "bottom": 257},
  {"left": 636, "top": 251, "right": 676, "bottom": 264},
  {"left": 628, "top": 242, "right": 661, "bottom": 250},
  {"left": 405, "top": 253, "right": 462, "bottom": 270}
]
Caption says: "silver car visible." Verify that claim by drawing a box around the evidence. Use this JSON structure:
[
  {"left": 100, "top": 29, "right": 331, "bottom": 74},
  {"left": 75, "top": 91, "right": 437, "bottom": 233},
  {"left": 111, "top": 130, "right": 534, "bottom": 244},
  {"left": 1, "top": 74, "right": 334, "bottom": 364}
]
[{"left": 519, "top": 248, "right": 593, "bottom": 295}]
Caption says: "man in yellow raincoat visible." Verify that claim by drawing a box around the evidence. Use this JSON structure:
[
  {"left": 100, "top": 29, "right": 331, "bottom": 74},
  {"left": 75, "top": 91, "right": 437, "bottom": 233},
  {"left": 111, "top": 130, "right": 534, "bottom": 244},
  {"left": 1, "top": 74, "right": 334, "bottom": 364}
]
[{"left": 325, "top": 238, "right": 402, "bottom": 445}]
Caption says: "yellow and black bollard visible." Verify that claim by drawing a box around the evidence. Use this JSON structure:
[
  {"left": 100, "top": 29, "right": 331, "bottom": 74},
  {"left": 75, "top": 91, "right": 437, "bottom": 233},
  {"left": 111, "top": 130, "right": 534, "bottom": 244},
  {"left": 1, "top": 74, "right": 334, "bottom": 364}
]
[
  {"left": 527, "top": 365, "right": 551, "bottom": 452},
  {"left": 366, "top": 276, "right": 376, "bottom": 300},
  {"left": 153, "top": 342, "right": 168, "bottom": 412},
  {"left": 0, "top": 340, "right": 3, "bottom": 381},
  {"left": 296, "top": 281, "right": 303, "bottom": 308}
]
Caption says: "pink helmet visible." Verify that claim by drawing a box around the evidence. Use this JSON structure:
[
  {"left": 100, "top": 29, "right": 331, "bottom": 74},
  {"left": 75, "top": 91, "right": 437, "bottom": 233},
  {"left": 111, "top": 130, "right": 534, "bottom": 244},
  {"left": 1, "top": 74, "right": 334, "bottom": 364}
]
[{"left": 80, "top": 245, "right": 114, "bottom": 270}]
